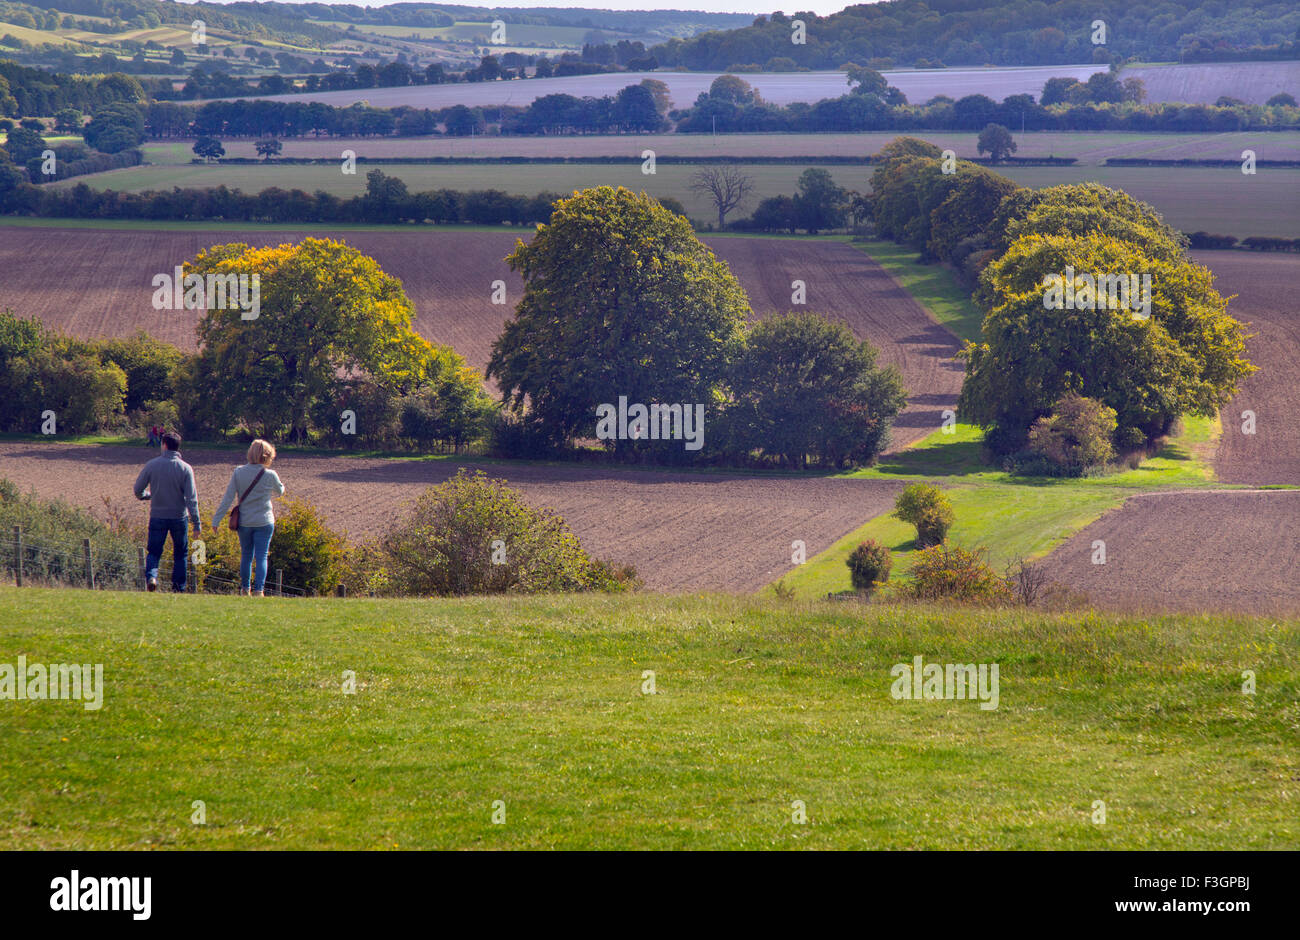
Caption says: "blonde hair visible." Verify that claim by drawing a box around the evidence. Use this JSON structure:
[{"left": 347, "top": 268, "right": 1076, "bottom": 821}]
[{"left": 246, "top": 439, "right": 276, "bottom": 466}]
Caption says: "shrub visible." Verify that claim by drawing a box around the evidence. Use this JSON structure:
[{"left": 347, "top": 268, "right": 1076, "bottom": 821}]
[
  {"left": 97, "top": 331, "right": 185, "bottom": 414},
  {"left": 2, "top": 343, "right": 126, "bottom": 434},
  {"left": 915, "top": 505, "right": 952, "bottom": 546},
  {"left": 1024, "top": 393, "right": 1117, "bottom": 475},
  {"left": 892, "top": 483, "right": 954, "bottom": 547},
  {"left": 266, "top": 499, "right": 345, "bottom": 595},
  {"left": 205, "top": 497, "right": 345, "bottom": 595},
  {"left": 846, "top": 539, "right": 891, "bottom": 594},
  {"left": 380, "top": 469, "right": 625, "bottom": 596},
  {"left": 0, "top": 479, "right": 140, "bottom": 588},
  {"left": 905, "top": 543, "right": 1012, "bottom": 604}
]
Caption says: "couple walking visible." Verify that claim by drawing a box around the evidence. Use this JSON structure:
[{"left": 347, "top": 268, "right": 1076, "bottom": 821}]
[{"left": 133, "top": 434, "right": 286, "bottom": 596}]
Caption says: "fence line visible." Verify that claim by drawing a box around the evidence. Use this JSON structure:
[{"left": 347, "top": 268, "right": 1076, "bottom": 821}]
[{"left": 2, "top": 526, "right": 307, "bottom": 597}]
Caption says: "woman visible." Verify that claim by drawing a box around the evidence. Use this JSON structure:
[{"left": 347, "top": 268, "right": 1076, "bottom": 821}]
[{"left": 212, "top": 439, "right": 286, "bottom": 597}]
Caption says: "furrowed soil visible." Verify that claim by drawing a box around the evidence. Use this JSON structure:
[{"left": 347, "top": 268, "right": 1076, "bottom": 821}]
[
  {"left": 1037, "top": 490, "right": 1300, "bottom": 616},
  {"left": 1195, "top": 250, "right": 1300, "bottom": 485},
  {"left": 0, "top": 440, "right": 903, "bottom": 594},
  {"left": 0, "top": 226, "right": 962, "bottom": 450}
]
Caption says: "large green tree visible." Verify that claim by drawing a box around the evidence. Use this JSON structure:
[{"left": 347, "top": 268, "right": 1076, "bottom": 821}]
[
  {"left": 487, "top": 186, "right": 750, "bottom": 453},
  {"left": 960, "top": 232, "right": 1254, "bottom": 451},
  {"left": 182, "top": 238, "right": 486, "bottom": 443},
  {"left": 727, "top": 313, "right": 907, "bottom": 467}
]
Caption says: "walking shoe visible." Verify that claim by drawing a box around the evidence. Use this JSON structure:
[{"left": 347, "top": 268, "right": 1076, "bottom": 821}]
[{"left": 147, "top": 577, "right": 157, "bottom": 592}]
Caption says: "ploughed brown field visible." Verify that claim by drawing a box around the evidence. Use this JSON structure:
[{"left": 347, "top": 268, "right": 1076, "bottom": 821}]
[
  {"left": 1192, "top": 250, "right": 1300, "bottom": 486},
  {"left": 0, "top": 226, "right": 961, "bottom": 451},
  {"left": 0, "top": 441, "right": 903, "bottom": 593},
  {"left": 1037, "top": 491, "right": 1300, "bottom": 616}
]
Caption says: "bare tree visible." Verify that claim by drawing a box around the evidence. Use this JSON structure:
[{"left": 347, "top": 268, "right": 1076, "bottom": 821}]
[
  {"left": 1004, "top": 557, "right": 1050, "bottom": 606},
  {"left": 689, "top": 165, "right": 756, "bottom": 229}
]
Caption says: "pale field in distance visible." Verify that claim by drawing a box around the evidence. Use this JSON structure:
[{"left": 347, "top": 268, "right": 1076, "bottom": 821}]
[{"left": 210, "top": 61, "right": 1300, "bottom": 109}]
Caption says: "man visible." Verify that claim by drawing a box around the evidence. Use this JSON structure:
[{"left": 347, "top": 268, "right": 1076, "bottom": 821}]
[{"left": 133, "top": 431, "right": 202, "bottom": 592}]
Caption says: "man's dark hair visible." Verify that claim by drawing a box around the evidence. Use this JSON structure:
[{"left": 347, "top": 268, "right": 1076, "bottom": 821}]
[{"left": 161, "top": 432, "right": 181, "bottom": 451}]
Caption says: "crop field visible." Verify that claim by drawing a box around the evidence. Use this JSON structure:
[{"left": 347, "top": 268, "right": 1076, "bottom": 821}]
[
  {"left": 309, "top": 19, "right": 638, "bottom": 47},
  {"left": 1037, "top": 491, "right": 1300, "bottom": 616},
  {"left": 1193, "top": 250, "right": 1300, "bottom": 485},
  {"left": 0, "top": 20, "right": 78, "bottom": 45},
  {"left": 64, "top": 159, "right": 1300, "bottom": 237},
  {"left": 141, "top": 130, "right": 1300, "bottom": 166},
  {"left": 1130, "top": 60, "right": 1300, "bottom": 107},
  {"left": 217, "top": 61, "right": 1299, "bottom": 110}
]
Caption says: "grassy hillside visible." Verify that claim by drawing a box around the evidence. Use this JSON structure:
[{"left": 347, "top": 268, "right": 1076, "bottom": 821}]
[{"left": 1, "top": 587, "right": 1295, "bottom": 849}]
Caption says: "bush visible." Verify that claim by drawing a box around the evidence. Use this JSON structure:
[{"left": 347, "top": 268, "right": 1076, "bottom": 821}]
[
  {"left": 0, "top": 479, "right": 140, "bottom": 588},
  {"left": 266, "top": 499, "right": 345, "bottom": 595},
  {"left": 915, "top": 505, "right": 952, "bottom": 546},
  {"left": 97, "top": 331, "right": 185, "bottom": 414},
  {"left": 205, "top": 497, "right": 344, "bottom": 595},
  {"left": 381, "top": 469, "right": 627, "bottom": 596},
  {"left": 892, "top": 483, "right": 954, "bottom": 547},
  {"left": 1024, "top": 393, "right": 1117, "bottom": 475},
  {"left": 905, "top": 543, "right": 1013, "bottom": 604},
  {"left": 846, "top": 539, "right": 891, "bottom": 594},
  {"left": 2, "top": 343, "right": 126, "bottom": 434}
]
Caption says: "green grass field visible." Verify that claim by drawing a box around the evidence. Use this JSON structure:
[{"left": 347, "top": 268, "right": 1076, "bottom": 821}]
[
  {"left": 65, "top": 160, "right": 1300, "bottom": 237},
  {"left": 768, "top": 415, "right": 1226, "bottom": 600},
  {"left": 2, "top": 587, "right": 1295, "bottom": 849}
]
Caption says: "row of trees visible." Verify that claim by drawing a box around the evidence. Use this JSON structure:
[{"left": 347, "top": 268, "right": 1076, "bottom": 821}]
[
  {"left": 488, "top": 187, "right": 907, "bottom": 468},
  {"left": 0, "top": 169, "right": 606, "bottom": 226},
  {"left": 140, "top": 80, "right": 672, "bottom": 140},
  {"left": 672, "top": 73, "right": 1300, "bottom": 135},
  {"left": 2, "top": 196, "right": 907, "bottom": 471},
  {"left": 868, "top": 136, "right": 1255, "bottom": 464},
  {"left": 0, "top": 61, "right": 144, "bottom": 118}
]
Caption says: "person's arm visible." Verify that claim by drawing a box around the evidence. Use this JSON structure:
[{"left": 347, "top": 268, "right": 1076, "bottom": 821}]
[
  {"left": 210, "top": 471, "right": 239, "bottom": 531},
  {"left": 133, "top": 463, "right": 150, "bottom": 500},
  {"left": 183, "top": 465, "right": 201, "bottom": 531},
  {"left": 271, "top": 470, "right": 285, "bottom": 498}
]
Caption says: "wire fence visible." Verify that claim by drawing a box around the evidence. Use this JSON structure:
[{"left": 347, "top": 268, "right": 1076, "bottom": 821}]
[{"left": 3, "top": 526, "right": 314, "bottom": 597}]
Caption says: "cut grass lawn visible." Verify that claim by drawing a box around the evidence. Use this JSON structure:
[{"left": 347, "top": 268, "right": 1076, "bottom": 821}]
[{"left": 1, "top": 587, "right": 1295, "bottom": 849}]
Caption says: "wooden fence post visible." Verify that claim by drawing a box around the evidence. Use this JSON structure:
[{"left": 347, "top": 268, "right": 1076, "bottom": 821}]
[
  {"left": 12, "top": 526, "right": 21, "bottom": 587},
  {"left": 83, "top": 538, "right": 93, "bottom": 589},
  {"left": 275, "top": 569, "right": 283, "bottom": 597},
  {"left": 137, "top": 547, "right": 146, "bottom": 590},
  {"left": 335, "top": 583, "right": 346, "bottom": 598}
]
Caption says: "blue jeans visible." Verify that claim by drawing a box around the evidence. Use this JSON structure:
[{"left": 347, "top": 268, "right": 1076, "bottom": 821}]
[
  {"left": 146, "top": 517, "right": 189, "bottom": 591},
  {"left": 238, "top": 524, "right": 275, "bottom": 592}
]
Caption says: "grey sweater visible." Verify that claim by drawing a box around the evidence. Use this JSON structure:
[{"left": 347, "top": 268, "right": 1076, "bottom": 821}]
[
  {"left": 211, "top": 464, "right": 285, "bottom": 530},
  {"left": 133, "top": 451, "right": 200, "bottom": 523}
]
